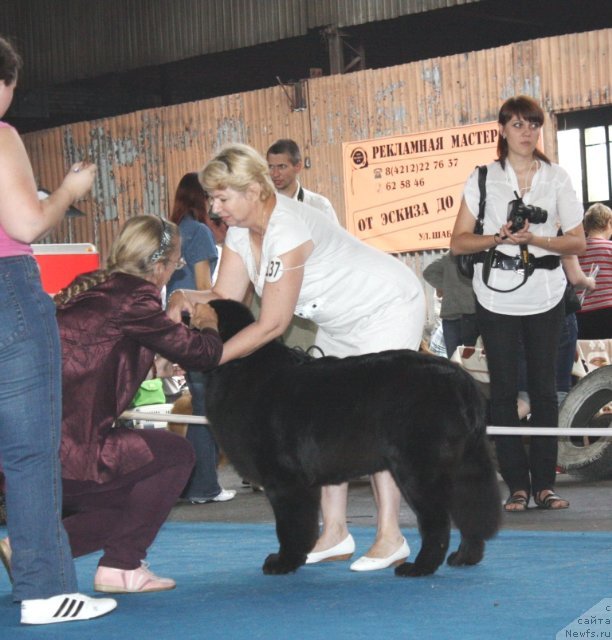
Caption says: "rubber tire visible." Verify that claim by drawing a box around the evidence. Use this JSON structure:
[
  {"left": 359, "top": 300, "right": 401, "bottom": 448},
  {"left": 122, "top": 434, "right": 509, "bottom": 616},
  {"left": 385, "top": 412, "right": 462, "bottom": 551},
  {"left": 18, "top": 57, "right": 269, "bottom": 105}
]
[{"left": 557, "top": 365, "right": 612, "bottom": 481}]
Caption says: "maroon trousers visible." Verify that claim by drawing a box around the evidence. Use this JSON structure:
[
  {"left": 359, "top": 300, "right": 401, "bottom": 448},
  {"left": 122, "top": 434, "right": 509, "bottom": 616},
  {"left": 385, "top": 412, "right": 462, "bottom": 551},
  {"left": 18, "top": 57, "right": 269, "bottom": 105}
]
[{"left": 62, "top": 429, "right": 195, "bottom": 570}]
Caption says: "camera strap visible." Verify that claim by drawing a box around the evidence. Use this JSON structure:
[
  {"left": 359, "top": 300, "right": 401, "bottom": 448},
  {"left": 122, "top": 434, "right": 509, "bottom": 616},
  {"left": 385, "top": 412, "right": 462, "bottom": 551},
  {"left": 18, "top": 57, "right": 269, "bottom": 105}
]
[
  {"left": 474, "top": 165, "right": 487, "bottom": 234},
  {"left": 482, "top": 243, "right": 531, "bottom": 292}
]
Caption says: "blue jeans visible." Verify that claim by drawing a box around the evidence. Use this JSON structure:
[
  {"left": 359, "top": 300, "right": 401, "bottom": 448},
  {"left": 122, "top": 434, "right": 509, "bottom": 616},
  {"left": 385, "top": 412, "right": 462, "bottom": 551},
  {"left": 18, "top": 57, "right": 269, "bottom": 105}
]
[
  {"left": 181, "top": 370, "right": 221, "bottom": 500},
  {"left": 0, "top": 256, "right": 77, "bottom": 601},
  {"left": 442, "top": 313, "right": 479, "bottom": 359},
  {"left": 557, "top": 313, "right": 578, "bottom": 399},
  {"left": 476, "top": 299, "right": 564, "bottom": 496}
]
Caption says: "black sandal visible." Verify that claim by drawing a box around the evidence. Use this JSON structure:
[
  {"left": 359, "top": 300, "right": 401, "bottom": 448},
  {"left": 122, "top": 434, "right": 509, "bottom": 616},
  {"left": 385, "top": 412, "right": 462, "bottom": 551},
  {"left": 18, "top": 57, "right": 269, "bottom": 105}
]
[
  {"left": 534, "top": 491, "right": 569, "bottom": 510},
  {"left": 504, "top": 492, "right": 529, "bottom": 512}
]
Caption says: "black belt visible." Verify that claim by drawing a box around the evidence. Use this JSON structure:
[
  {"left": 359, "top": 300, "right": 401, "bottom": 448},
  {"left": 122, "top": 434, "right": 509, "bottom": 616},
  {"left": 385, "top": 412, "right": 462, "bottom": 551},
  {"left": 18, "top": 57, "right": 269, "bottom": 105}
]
[{"left": 474, "top": 251, "right": 560, "bottom": 271}]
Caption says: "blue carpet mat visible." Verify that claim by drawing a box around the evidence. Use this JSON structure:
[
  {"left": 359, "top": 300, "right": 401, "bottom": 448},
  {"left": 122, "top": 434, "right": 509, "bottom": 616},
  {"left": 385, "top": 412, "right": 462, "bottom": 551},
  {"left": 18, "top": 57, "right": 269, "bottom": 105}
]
[{"left": 0, "top": 523, "right": 610, "bottom": 639}]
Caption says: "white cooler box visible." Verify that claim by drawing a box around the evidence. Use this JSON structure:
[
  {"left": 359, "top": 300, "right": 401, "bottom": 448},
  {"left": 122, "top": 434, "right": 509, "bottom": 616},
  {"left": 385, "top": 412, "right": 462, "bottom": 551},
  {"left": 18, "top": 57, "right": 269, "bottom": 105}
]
[{"left": 129, "top": 403, "right": 175, "bottom": 429}]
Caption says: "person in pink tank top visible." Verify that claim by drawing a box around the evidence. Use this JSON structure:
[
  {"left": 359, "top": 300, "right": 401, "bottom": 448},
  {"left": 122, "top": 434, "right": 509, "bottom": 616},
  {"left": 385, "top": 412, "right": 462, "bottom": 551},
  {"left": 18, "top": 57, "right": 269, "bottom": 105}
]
[{"left": 0, "top": 35, "right": 117, "bottom": 625}]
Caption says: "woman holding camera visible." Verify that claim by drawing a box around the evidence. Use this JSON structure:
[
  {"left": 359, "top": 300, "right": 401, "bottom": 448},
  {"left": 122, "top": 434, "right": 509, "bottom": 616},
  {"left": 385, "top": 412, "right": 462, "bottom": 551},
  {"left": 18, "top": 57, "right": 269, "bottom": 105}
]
[{"left": 451, "top": 96, "right": 585, "bottom": 512}]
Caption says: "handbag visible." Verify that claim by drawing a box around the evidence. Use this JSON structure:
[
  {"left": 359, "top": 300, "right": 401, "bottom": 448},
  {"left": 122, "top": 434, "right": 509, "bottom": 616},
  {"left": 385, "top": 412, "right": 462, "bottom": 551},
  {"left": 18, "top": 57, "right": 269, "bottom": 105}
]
[
  {"left": 450, "top": 338, "right": 490, "bottom": 384},
  {"left": 563, "top": 282, "right": 581, "bottom": 315},
  {"left": 456, "top": 165, "right": 487, "bottom": 279},
  {"left": 132, "top": 377, "right": 166, "bottom": 407}
]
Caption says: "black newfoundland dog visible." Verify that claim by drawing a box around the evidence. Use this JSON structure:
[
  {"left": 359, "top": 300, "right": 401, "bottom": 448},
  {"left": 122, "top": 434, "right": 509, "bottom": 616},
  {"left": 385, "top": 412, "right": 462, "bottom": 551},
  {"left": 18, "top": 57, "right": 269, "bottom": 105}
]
[{"left": 205, "top": 299, "right": 501, "bottom": 577}]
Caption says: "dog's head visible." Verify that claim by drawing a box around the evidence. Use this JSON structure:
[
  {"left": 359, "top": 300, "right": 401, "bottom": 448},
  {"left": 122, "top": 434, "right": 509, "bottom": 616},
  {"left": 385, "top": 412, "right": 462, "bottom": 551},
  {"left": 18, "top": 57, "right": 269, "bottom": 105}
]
[{"left": 209, "top": 299, "right": 255, "bottom": 342}]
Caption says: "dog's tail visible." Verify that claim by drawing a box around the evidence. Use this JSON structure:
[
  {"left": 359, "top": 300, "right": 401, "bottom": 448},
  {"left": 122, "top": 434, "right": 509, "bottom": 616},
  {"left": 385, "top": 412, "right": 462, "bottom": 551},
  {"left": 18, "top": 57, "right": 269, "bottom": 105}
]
[
  {"left": 451, "top": 433, "right": 501, "bottom": 541},
  {"left": 450, "top": 385, "right": 501, "bottom": 542}
]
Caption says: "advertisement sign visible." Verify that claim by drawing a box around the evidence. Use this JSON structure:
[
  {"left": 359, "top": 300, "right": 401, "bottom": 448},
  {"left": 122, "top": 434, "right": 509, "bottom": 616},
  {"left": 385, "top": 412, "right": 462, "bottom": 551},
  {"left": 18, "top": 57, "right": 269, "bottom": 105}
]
[{"left": 343, "top": 122, "right": 499, "bottom": 252}]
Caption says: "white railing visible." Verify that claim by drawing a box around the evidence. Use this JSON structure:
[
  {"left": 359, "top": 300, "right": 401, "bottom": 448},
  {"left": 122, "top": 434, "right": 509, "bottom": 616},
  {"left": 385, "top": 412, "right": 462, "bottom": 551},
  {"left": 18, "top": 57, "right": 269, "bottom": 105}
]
[{"left": 119, "top": 410, "right": 612, "bottom": 437}]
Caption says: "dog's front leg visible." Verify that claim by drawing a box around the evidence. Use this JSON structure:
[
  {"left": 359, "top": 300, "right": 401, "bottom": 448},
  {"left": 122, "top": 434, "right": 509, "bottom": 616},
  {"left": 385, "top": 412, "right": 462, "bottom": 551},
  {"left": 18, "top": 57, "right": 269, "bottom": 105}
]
[{"left": 262, "top": 484, "right": 320, "bottom": 575}]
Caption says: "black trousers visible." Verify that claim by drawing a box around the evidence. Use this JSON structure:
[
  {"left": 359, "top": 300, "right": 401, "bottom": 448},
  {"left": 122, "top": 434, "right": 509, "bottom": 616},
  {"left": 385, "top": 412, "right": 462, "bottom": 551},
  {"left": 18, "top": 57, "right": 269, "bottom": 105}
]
[{"left": 476, "top": 299, "right": 564, "bottom": 496}]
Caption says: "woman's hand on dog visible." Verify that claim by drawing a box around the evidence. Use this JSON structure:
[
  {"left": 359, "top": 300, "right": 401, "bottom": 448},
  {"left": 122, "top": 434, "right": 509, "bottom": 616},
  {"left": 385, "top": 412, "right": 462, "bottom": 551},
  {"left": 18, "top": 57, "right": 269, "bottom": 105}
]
[
  {"left": 190, "top": 303, "right": 219, "bottom": 332},
  {"left": 167, "top": 289, "right": 195, "bottom": 323}
]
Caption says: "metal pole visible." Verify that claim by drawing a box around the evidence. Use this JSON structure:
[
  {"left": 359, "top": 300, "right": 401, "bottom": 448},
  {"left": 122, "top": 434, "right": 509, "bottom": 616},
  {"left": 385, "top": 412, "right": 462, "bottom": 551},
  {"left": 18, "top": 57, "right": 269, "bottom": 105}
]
[
  {"left": 120, "top": 411, "right": 612, "bottom": 437},
  {"left": 487, "top": 426, "right": 612, "bottom": 437},
  {"left": 120, "top": 410, "right": 208, "bottom": 425}
]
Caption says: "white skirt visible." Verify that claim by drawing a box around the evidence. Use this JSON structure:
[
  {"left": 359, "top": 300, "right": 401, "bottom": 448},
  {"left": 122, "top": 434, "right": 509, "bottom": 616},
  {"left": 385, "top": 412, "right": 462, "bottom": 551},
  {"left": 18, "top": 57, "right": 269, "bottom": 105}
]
[{"left": 314, "top": 294, "right": 425, "bottom": 358}]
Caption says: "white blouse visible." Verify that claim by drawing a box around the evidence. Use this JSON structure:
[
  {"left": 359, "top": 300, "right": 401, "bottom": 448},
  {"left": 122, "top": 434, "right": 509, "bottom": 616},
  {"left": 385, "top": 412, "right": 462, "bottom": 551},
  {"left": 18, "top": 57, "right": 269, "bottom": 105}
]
[
  {"left": 463, "top": 160, "right": 584, "bottom": 316},
  {"left": 225, "top": 194, "right": 423, "bottom": 334}
]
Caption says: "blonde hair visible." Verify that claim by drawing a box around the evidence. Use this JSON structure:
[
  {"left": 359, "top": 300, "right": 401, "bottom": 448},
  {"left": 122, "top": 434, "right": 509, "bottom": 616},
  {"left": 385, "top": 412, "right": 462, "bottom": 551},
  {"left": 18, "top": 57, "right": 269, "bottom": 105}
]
[
  {"left": 55, "top": 215, "right": 178, "bottom": 305},
  {"left": 584, "top": 203, "right": 612, "bottom": 235},
  {"left": 199, "top": 143, "right": 275, "bottom": 201}
]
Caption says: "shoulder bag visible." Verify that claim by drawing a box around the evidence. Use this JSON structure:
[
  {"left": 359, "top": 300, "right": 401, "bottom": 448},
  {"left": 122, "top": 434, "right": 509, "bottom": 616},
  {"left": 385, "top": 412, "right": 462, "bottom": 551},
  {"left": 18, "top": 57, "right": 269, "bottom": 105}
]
[{"left": 456, "top": 165, "right": 487, "bottom": 279}]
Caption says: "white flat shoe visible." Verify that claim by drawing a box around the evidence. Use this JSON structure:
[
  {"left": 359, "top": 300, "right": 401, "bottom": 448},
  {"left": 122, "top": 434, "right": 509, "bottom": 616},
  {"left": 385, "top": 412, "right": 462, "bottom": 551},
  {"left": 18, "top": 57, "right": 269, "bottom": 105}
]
[
  {"left": 350, "top": 538, "right": 410, "bottom": 572},
  {"left": 305, "top": 534, "right": 355, "bottom": 564}
]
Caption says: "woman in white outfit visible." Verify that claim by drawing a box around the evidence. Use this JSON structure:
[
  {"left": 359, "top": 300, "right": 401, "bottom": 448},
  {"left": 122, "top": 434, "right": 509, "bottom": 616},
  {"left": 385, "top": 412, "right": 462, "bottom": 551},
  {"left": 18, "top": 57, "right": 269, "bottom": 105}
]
[{"left": 172, "top": 143, "right": 425, "bottom": 571}]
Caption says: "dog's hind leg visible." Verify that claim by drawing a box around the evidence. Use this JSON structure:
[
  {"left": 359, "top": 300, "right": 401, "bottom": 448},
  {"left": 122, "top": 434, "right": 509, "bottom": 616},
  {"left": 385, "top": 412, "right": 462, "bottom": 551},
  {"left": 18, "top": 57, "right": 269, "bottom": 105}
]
[
  {"left": 447, "top": 435, "right": 501, "bottom": 568},
  {"left": 262, "top": 483, "right": 321, "bottom": 575},
  {"left": 391, "top": 468, "right": 451, "bottom": 577}
]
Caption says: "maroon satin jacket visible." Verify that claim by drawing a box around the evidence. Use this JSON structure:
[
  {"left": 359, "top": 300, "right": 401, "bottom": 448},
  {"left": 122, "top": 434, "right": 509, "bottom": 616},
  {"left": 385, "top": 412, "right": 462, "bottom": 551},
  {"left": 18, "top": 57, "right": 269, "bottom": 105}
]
[{"left": 57, "top": 272, "right": 223, "bottom": 483}]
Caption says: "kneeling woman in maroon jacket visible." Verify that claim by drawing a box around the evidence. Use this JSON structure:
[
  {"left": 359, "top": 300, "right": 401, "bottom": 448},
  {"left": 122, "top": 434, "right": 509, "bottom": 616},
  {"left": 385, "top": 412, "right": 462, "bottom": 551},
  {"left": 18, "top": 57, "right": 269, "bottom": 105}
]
[{"left": 55, "top": 215, "right": 222, "bottom": 593}]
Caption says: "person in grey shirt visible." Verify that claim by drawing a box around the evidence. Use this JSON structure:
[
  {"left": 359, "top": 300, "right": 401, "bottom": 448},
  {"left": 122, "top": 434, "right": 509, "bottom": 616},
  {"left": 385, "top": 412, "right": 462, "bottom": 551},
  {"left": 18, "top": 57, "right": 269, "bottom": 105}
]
[{"left": 423, "top": 251, "right": 478, "bottom": 359}]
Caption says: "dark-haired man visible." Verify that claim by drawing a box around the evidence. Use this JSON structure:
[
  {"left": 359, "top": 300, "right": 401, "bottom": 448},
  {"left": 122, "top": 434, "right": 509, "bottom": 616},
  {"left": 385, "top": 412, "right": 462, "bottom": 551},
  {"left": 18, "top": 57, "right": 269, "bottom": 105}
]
[{"left": 266, "top": 139, "right": 339, "bottom": 224}]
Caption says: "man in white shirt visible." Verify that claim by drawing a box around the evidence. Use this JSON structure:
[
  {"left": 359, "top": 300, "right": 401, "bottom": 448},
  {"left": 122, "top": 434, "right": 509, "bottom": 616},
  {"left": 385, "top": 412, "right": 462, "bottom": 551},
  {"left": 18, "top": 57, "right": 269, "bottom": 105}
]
[
  {"left": 266, "top": 139, "right": 339, "bottom": 224},
  {"left": 264, "top": 139, "right": 339, "bottom": 348}
]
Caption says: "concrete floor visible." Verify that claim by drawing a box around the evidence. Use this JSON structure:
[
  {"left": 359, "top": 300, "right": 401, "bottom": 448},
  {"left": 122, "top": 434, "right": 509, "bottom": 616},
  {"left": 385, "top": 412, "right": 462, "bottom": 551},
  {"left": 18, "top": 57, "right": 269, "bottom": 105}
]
[{"left": 168, "top": 464, "right": 612, "bottom": 533}]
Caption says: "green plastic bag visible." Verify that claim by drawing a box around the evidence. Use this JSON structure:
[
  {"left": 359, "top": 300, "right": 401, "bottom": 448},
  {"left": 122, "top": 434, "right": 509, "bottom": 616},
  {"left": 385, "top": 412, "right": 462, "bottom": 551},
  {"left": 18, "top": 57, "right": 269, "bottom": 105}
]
[{"left": 132, "top": 378, "right": 166, "bottom": 407}]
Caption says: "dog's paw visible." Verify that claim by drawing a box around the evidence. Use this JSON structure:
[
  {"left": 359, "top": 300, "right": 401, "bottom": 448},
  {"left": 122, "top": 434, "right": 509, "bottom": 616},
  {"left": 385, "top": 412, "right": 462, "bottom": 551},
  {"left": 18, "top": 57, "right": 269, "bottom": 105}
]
[
  {"left": 262, "top": 553, "right": 303, "bottom": 575},
  {"left": 446, "top": 540, "right": 484, "bottom": 567},
  {"left": 394, "top": 561, "right": 437, "bottom": 578}
]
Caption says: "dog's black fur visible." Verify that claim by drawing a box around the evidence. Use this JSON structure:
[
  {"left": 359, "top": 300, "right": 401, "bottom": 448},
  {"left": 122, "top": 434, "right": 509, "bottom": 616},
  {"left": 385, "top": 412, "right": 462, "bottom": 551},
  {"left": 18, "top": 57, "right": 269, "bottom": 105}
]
[{"left": 206, "top": 299, "right": 501, "bottom": 577}]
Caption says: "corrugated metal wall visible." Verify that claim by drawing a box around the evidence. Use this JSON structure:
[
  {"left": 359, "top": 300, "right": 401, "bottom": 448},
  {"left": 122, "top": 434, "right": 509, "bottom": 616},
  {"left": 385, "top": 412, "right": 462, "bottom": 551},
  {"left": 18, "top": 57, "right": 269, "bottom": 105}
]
[
  {"left": 22, "top": 28, "right": 611, "bottom": 327},
  {"left": 2, "top": 0, "right": 479, "bottom": 85},
  {"left": 307, "top": 0, "right": 477, "bottom": 29}
]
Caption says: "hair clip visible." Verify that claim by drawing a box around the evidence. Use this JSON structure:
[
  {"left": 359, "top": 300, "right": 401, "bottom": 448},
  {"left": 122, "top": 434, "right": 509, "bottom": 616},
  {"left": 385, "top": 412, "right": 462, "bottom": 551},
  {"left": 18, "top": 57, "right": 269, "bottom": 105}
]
[{"left": 150, "top": 219, "right": 173, "bottom": 263}]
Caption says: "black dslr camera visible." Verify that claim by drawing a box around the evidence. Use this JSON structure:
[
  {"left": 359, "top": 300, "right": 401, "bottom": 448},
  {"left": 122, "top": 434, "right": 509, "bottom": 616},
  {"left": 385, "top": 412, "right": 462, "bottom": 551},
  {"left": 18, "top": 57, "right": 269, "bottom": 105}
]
[{"left": 507, "top": 193, "right": 548, "bottom": 233}]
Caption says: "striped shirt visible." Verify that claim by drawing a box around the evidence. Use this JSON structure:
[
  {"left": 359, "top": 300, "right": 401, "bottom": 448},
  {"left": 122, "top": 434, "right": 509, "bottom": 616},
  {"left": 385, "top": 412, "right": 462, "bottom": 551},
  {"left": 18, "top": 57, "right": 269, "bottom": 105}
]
[{"left": 578, "top": 237, "right": 612, "bottom": 312}]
